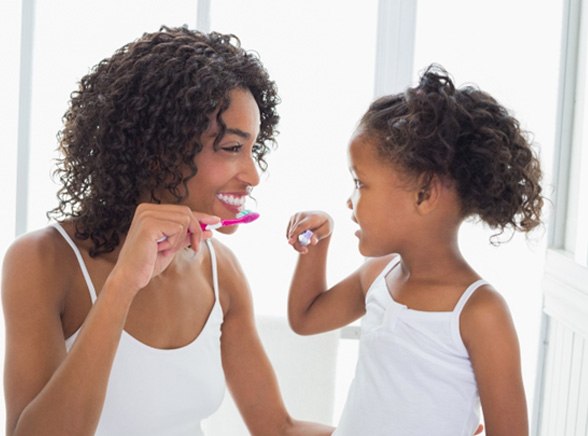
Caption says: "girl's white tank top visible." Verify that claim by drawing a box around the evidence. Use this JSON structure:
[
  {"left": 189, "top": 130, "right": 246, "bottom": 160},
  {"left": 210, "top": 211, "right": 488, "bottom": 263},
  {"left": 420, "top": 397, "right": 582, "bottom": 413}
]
[
  {"left": 334, "top": 256, "right": 484, "bottom": 436},
  {"left": 52, "top": 223, "right": 225, "bottom": 436}
]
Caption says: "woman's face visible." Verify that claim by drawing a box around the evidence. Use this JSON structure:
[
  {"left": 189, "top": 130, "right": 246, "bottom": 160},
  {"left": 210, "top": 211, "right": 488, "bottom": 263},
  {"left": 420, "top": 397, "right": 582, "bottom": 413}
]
[{"left": 186, "top": 88, "right": 261, "bottom": 234}]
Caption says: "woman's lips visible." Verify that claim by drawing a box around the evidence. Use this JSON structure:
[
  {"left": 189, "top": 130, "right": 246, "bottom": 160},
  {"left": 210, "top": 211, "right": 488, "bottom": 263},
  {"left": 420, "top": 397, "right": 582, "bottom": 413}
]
[{"left": 216, "top": 192, "right": 248, "bottom": 213}]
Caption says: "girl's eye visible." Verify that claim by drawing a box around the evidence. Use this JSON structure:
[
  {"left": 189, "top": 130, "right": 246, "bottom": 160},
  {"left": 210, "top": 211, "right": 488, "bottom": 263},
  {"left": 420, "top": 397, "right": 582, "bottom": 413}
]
[
  {"left": 353, "top": 178, "right": 363, "bottom": 189},
  {"left": 221, "top": 144, "right": 243, "bottom": 153}
]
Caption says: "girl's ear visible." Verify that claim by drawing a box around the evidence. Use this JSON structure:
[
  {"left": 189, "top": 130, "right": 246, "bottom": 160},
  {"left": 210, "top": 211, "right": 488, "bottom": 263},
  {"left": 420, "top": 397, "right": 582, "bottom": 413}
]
[{"left": 415, "top": 174, "right": 441, "bottom": 214}]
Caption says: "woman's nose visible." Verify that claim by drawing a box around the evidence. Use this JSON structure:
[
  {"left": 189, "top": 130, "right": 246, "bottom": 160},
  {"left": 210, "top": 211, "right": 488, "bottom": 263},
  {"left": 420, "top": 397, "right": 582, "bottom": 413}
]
[{"left": 241, "top": 155, "right": 261, "bottom": 187}]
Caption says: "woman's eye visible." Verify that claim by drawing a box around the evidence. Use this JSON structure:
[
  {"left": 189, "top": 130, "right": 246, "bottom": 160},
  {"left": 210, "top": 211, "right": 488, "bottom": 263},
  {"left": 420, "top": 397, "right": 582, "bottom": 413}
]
[
  {"left": 353, "top": 178, "right": 363, "bottom": 189},
  {"left": 221, "top": 144, "right": 243, "bottom": 153}
]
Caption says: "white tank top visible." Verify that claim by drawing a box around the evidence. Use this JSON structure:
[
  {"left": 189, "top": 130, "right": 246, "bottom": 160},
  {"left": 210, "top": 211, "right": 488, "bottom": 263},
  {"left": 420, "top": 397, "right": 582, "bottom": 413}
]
[
  {"left": 334, "top": 256, "right": 484, "bottom": 436},
  {"left": 52, "top": 223, "right": 226, "bottom": 436}
]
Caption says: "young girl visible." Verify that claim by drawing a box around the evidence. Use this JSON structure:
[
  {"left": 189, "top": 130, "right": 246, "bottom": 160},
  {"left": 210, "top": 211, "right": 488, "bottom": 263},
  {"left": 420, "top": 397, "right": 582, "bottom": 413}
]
[{"left": 286, "top": 65, "right": 542, "bottom": 436}]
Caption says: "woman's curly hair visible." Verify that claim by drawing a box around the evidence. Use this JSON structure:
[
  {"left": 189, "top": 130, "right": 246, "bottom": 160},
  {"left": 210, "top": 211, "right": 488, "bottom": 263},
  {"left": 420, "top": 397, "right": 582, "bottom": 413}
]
[
  {"left": 49, "top": 26, "right": 280, "bottom": 256},
  {"left": 360, "top": 64, "right": 543, "bottom": 240}
]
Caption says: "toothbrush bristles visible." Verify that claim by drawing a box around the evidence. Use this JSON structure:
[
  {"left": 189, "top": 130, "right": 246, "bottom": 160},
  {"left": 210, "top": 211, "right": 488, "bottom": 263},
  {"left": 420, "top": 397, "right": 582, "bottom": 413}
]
[{"left": 236, "top": 209, "right": 253, "bottom": 218}]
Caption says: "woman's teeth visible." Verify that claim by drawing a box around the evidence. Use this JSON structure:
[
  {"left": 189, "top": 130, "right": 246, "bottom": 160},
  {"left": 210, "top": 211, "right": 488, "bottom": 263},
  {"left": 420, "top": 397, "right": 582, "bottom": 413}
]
[{"left": 217, "top": 193, "right": 247, "bottom": 209}]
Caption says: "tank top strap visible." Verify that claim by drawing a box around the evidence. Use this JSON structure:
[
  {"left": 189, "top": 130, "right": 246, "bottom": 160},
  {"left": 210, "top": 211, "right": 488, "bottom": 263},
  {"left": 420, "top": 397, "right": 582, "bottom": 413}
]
[
  {"left": 379, "top": 254, "right": 401, "bottom": 279},
  {"left": 50, "top": 222, "right": 98, "bottom": 303},
  {"left": 204, "top": 239, "right": 220, "bottom": 300},
  {"left": 453, "top": 279, "right": 489, "bottom": 315}
]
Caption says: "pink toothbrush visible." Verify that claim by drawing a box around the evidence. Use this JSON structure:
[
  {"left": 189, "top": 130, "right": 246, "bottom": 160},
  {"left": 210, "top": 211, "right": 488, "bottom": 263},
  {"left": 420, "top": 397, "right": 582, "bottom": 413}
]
[
  {"left": 201, "top": 210, "right": 260, "bottom": 230},
  {"left": 157, "top": 210, "right": 259, "bottom": 243}
]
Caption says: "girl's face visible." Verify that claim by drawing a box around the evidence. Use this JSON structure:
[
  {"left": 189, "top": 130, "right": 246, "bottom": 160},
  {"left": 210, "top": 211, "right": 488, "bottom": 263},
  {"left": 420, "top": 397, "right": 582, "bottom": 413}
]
[
  {"left": 186, "top": 88, "right": 261, "bottom": 234},
  {"left": 347, "top": 131, "right": 419, "bottom": 256}
]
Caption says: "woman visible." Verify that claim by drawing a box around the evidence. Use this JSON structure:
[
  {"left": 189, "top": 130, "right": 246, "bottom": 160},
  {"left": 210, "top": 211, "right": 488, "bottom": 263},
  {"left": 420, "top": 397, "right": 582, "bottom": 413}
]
[{"left": 2, "top": 26, "right": 334, "bottom": 436}]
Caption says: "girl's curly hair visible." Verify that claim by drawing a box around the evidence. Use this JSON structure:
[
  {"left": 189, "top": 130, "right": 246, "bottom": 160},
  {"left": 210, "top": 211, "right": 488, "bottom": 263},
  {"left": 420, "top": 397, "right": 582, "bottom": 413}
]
[
  {"left": 360, "top": 64, "right": 543, "bottom": 240},
  {"left": 49, "top": 26, "right": 280, "bottom": 256}
]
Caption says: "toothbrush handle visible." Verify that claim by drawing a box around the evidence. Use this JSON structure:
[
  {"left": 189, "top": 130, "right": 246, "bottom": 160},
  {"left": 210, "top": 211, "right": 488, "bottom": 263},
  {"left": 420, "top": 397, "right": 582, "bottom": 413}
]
[
  {"left": 201, "top": 219, "right": 238, "bottom": 231},
  {"left": 157, "top": 221, "right": 223, "bottom": 243},
  {"left": 200, "top": 212, "right": 259, "bottom": 231},
  {"left": 200, "top": 222, "right": 219, "bottom": 231},
  {"left": 201, "top": 220, "right": 227, "bottom": 231}
]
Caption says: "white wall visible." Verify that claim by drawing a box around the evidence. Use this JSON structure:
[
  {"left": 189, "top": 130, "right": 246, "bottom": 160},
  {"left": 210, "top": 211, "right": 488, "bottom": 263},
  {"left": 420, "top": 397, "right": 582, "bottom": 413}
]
[{"left": 0, "top": 0, "right": 21, "bottom": 263}]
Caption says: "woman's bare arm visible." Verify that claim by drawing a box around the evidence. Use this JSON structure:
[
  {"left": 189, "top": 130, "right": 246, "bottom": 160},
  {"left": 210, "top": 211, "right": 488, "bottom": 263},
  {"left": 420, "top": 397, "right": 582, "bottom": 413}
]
[
  {"left": 3, "top": 204, "right": 214, "bottom": 435},
  {"left": 215, "top": 241, "right": 334, "bottom": 436},
  {"left": 2, "top": 229, "right": 134, "bottom": 436}
]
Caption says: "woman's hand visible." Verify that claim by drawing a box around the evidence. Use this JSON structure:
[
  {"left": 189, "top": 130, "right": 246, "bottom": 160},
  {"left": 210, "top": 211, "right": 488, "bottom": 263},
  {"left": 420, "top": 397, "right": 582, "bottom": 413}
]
[
  {"left": 286, "top": 211, "right": 334, "bottom": 254},
  {"left": 109, "top": 203, "right": 220, "bottom": 296}
]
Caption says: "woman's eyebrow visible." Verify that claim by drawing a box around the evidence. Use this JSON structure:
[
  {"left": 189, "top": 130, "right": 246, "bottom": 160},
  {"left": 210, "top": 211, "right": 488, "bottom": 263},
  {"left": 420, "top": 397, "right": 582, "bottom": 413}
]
[{"left": 225, "top": 127, "right": 251, "bottom": 139}]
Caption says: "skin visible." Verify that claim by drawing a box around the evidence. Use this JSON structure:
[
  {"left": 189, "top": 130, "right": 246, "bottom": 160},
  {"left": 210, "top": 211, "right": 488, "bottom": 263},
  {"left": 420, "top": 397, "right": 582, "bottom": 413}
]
[
  {"left": 285, "top": 129, "right": 528, "bottom": 436},
  {"left": 2, "top": 88, "right": 333, "bottom": 436}
]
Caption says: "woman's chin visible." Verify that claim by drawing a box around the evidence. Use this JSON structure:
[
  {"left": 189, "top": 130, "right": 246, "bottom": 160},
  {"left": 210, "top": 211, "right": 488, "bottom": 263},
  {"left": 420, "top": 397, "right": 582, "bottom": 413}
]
[{"left": 216, "top": 225, "right": 239, "bottom": 235}]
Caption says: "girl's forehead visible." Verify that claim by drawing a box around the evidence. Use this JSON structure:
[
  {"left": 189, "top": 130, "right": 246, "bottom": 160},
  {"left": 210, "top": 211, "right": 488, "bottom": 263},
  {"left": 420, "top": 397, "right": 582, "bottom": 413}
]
[
  {"left": 348, "top": 133, "right": 412, "bottom": 182},
  {"left": 348, "top": 133, "right": 380, "bottom": 165}
]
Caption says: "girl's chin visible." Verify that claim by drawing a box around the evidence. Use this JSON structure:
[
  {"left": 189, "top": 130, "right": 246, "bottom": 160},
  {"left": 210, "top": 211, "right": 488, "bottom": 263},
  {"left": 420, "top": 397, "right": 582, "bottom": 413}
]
[
  {"left": 357, "top": 240, "right": 370, "bottom": 257},
  {"left": 358, "top": 240, "right": 391, "bottom": 258},
  {"left": 358, "top": 245, "right": 372, "bottom": 257}
]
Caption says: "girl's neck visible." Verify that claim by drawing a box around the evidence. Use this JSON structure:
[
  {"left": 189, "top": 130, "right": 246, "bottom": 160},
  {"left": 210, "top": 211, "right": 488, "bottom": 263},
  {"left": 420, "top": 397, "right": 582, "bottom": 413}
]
[{"left": 395, "top": 228, "right": 478, "bottom": 284}]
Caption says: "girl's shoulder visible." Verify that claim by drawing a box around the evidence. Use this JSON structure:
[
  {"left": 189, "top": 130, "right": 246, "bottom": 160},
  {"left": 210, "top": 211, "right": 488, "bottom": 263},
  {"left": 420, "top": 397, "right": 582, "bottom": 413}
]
[
  {"left": 461, "top": 283, "right": 509, "bottom": 317},
  {"left": 358, "top": 253, "right": 399, "bottom": 294},
  {"left": 459, "top": 283, "right": 515, "bottom": 347}
]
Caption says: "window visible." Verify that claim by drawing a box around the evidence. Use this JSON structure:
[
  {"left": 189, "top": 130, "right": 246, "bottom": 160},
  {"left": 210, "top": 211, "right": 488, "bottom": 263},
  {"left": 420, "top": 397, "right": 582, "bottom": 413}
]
[
  {"left": 533, "top": 0, "right": 588, "bottom": 433},
  {"left": 561, "top": 0, "right": 588, "bottom": 266}
]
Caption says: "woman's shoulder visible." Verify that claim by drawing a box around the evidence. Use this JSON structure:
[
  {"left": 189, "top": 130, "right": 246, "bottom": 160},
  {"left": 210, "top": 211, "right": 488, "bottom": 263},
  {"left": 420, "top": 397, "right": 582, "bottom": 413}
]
[
  {"left": 2, "top": 224, "right": 76, "bottom": 303},
  {"left": 4, "top": 225, "right": 64, "bottom": 265},
  {"left": 206, "top": 237, "right": 243, "bottom": 277},
  {"left": 205, "top": 238, "right": 250, "bottom": 311}
]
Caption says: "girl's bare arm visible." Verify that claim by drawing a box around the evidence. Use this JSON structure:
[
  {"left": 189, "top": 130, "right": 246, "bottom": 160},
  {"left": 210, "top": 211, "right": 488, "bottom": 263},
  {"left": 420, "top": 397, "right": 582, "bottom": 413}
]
[
  {"left": 462, "top": 287, "right": 528, "bottom": 436},
  {"left": 286, "top": 211, "right": 391, "bottom": 335}
]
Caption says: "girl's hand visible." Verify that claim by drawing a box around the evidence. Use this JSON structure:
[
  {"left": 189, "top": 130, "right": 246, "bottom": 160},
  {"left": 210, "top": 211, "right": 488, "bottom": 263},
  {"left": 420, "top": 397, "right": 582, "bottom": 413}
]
[
  {"left": 109, "top": 203, "right": 220, "bottom": 297},
  {"left": 286, "top": 211, "right": 333, "bottom": 254}
]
